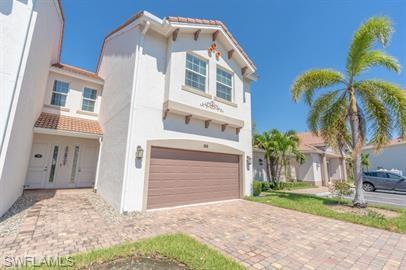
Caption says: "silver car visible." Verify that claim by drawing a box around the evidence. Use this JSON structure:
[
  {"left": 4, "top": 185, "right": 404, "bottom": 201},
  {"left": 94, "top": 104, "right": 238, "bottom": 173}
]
[{"left": 363, "top": 171, "right": 406, "bottom": 192}]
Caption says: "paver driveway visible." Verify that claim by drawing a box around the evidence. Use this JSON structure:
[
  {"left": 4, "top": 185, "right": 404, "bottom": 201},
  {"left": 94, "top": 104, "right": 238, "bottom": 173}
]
[{"left": 1, "top": 189, "right": 406, "bottom": 269}]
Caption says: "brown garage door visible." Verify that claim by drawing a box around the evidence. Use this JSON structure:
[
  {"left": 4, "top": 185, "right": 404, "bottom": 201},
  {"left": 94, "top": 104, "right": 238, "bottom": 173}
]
[{"left": 147, "top": 147, "right": 240, "bottom": 209}]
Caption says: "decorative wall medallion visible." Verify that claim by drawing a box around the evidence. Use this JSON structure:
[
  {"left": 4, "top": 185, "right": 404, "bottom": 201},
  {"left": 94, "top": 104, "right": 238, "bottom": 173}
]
[
  {"left": 208, "top": 43, "right": 221, "bottom": 60},
  {"left": 200, "top": 101, "right": 224, "bottom": 113}
]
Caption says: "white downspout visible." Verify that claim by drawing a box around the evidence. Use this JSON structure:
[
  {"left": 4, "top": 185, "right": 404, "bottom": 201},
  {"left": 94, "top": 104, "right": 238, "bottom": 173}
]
[
  {"left": 120, "top": 21, "right": 150, "bottom": 213},
  {"left": 93, "top": 136, "right": 103, "bottom": 192},
  {"left": 0, "top": 0, "right": 37, "bottom": 159}
]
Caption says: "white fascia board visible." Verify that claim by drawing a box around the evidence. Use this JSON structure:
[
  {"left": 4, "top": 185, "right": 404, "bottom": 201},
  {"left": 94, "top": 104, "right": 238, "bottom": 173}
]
[
  {"left": 33, "top": 127, "right": 101, "bottom": 140},
  {"left": 168, "top": 22, "right": 256, "bottom": 74},
  {"left": 49, "top": 67, "right": 104, "bottom": 85},
  {"left": 363, "top": 141, "right": 406, "bottom": 150}
]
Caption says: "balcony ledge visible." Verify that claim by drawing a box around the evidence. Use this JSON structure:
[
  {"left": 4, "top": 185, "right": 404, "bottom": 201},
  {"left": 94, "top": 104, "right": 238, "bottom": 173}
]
[{"left": 163, "top": 100, "right": 244, "bottom": 128}]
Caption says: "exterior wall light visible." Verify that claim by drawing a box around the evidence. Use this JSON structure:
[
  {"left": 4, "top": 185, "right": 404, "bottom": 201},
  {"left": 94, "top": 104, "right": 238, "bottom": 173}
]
[
  {"left": 246, "top": 155, "right": 252, "bottom": 166},
  {"left": 136, "top": 146, "right": 144, "bottom": 159}
]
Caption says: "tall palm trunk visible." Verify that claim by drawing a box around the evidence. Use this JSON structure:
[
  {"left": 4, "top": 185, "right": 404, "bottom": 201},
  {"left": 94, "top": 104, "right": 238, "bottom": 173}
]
[
  {"left": 349, "top": 89, "right": 367, "bottom": 207},
  {"left": 265, "top": 155, "right": 272, "bottom": 183}
]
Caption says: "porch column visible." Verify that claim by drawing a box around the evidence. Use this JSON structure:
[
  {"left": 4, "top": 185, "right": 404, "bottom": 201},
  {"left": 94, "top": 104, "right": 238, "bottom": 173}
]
[
  {"left": 341, "top": 158, "right": 348, "bottom": 182},
  {"left": 322, "top": 154, "right": 329, "bottom": 186}
]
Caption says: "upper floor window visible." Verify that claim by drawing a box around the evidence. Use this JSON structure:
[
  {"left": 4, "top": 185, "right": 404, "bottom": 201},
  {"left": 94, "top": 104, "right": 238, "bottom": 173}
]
[
  {"left": 82, "top": 88, "right": 97, "bottom": 112},
  {"left": 185, "top": 53, "right": 206, "bottom": 92},
  {"left": 51, "top": 80, "right": 69, "bottom": 107},
  {"left": 216, "top": 67, "right": 232, "bottom": 101}
]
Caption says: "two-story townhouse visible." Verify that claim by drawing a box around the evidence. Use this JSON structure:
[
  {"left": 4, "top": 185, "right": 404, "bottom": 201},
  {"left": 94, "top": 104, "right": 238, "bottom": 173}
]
[
  {"left": 26, "top": 63, "right": 103, "bottom": 189},
  {"left": 96, "top": 12, "right": 257, "bottom": 212},
  {"left": 0, "top": 5, "right": 257, "bottom": 216}
]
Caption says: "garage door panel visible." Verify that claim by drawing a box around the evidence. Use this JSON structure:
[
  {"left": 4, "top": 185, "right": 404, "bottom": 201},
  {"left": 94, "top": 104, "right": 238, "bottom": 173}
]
[
  {"left": 149, "top": 166, "right": 238, "bottom": 174},
  {"left": 147, "top": 147, "right": 240, "bottom": 209},
  {"left": 150, "top": 159, "right": 239, "bottom": 168},
  {"left": 149, "top": 172, "right": 239, "bottom": 179},
  {"left": 147, "top": 190, "right": 239, "bottom": 209},
  {"left": 151, "top": 148, "right": 238, "bottom": 163},
  {"left": 148, "top": 183, "right": 239, "bottom": 196},
  {"left": 148, "top": 179, "right": 238, "bottom": 188}
]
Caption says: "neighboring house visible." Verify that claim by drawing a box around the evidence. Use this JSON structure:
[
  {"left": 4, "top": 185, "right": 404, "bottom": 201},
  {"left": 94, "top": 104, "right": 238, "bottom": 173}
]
[
  {"left": 253, "top": 132, "right": 348, "bottom": 186},
  {"left": 362, "top": 138, "right": 406, "bottom": 176},
  {"left": 0, "top": 2, "right": 257, "bottom": 216}
]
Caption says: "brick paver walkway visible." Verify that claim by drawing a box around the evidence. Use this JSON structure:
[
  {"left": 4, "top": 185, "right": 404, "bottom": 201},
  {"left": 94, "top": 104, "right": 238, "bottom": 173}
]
[{"left": 1, "top": 189, "right": 405, "bottom": 269}]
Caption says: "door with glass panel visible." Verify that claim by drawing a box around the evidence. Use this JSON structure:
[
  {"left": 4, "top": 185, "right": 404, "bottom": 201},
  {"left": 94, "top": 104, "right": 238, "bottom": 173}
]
[
  {"left": 45, "top": 144, "right": 63, "bottom": 188},
  {"left": 45, "top": 144, "right": 75, "bottom": 188}
]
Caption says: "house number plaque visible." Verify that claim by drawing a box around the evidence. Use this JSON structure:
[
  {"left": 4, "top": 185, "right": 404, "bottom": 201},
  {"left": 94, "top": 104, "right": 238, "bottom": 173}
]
[{"left": 200, "top": 101, "right": 224, "bottom": 113}]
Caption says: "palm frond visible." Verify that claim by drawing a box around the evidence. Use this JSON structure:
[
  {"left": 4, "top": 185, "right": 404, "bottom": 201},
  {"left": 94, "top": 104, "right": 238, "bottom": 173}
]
[
  {"left": 291, "top": 69, "right": 345, "bottom": 105},
  {"left": 359, "top": 50, "right": 401, "bottom": 74},
  {"left": 347, "top": 16, "right": 393, "bottom": 77},
  {"left": 357, "top": 86, "right": 392, "bottom": 149},
  {"left": 320, "top": 94, "right": 348, "bottom": 148},
  {"left": 307, "top": 90, "right": 343, "bottom": 133},
  {"left": 358, "top": 80, "right": 406, "bottom": 138}
]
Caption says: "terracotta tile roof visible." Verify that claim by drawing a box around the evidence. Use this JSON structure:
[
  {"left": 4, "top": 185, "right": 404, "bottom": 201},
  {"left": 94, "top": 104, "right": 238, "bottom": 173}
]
[
  {"left": 96, "top": 12, "right": 256, "bottom": 72},
  {"left": 166, "top": 16, "right": 256, "bottom": 69},
  {"left": 297, "top": 132, "right": 326, "bottom": 152},
  {"left": 35, "top": 113, "right": 102, "bottom": 135},
  {"left": 51, "top": 63, "right": 103, "bottom": 81}
]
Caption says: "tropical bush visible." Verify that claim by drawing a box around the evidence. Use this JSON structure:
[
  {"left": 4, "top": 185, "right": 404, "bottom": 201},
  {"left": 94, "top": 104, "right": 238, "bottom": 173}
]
[
  {"left": 252, "top": 180, "right": 262, "bottom": 196},
  {"left": 329, "top": 182, "right": 353, "bottom": 204},
  {"left": 270, "top": 181, "right": 314, "bottom": 190},
  {"left": 261, "top": 181, "right": 270, "bottom": 191}
]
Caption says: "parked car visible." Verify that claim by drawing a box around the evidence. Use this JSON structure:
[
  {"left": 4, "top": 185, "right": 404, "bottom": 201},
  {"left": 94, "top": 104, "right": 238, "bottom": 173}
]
[{"left": 363, "top": 171, "right": 406, "bottom": 192}]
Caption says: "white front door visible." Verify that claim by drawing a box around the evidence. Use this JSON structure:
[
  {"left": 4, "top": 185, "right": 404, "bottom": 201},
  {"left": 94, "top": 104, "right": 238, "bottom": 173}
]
[
  {"left": 26, "top": 143, "right": 51, "bottom": 189},
  {"left": 76, "top": 145, "right": 97, "bottom": 187},
  {"left": 26, "top": 142, "right": 97, "bottom": 189},
  {"left": 49, "top": 144, "right": 76, "bottom": 188}
]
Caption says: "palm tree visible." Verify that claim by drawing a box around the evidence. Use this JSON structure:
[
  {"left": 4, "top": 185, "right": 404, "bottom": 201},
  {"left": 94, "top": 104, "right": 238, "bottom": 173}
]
[
  {"left": 361, "top": 153, "right": 370, "bottom": 171},
  {"left": 291, "top": 17, "right": 406, "bottom": 207},
  {"left": 254, "top": 129, "right": 305, "bottom": 182}
]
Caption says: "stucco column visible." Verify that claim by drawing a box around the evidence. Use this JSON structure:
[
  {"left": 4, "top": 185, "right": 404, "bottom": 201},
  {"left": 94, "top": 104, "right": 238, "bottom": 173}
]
[
  {"left": 341, "top": 158, "right": 348, "bottom": 182},
  {"left": 322, "top": 154, "right": 329, "bottom": 186}
]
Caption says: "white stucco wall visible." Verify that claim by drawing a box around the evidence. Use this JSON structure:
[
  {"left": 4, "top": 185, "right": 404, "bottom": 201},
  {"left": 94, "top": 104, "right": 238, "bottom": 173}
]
[
  {"left": 96, "top": 25, "right": 140, "bottom": 210},
  {"left": 42, "top": 71, "right": 103, "bottom": 120},
  {"left": 293, "top": 153, "right": 322, "bottom": 186},
  {"left": 363, "top": 144, "right": 406, "bottom": 175},
  {"left": 119, "top": 28, "right": 253, "bottom": 212},
  {"left": 253, "top": 150, "right": 268, "bottom": 182},
  {"left": 0, "top": 0, "right": 62, "bottom": 216},
  {"left": 328, "top": 158, "right": 342, "bottom": 181}
]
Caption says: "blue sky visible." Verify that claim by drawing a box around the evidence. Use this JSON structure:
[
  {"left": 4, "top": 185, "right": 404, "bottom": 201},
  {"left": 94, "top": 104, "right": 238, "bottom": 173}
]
[{"left": 61, "top": 0, "right": 406, "bottom": 134}]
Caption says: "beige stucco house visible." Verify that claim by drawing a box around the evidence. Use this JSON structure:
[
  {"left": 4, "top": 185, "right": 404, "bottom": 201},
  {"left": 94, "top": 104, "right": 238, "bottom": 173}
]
[
  {"left": 253, "top": 132, "right": 348, "bottom": 186},
  {"left": 0, "top": 1, "right": 257, "bottom": 216}
]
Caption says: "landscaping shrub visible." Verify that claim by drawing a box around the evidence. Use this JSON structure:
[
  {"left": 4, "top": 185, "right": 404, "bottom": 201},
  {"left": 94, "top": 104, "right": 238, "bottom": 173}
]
[
  {"left": 270, "top": 181, "right": 313, "bottom": 190},
  {"left": 261, "top": 181, "right": 270, "bottom": 191},
  {"left": 252, "top": 181, "right": 262, "bottom": 196},
  {"left": 329, "top": 181, "right": 353, "bottom": 203}
]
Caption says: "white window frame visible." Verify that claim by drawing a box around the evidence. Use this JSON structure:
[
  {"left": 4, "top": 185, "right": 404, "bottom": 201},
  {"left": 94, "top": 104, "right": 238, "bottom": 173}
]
[
  {"left": 81, "top": 87, "right": 97, "bottom": 112},
  {"left": 216, "top": 66, "right": 234, "bottom": 102},
  {"left": 51, "top": 80, "right": 69, "bottom": 107},
  {"left": 184, "top": 53, "right": 208, "bottom": 93}
]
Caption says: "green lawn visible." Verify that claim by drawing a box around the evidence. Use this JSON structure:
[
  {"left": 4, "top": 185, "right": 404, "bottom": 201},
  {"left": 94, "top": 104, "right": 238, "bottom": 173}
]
[
  {"left": 247, "top": 191, "right": 406, "bottom": 233},
  {"left": 273, "top": 181, "right": 315, "bottom": 190},
  {"left": 21, "top": 234, "right": 244, "bottom": 270}
]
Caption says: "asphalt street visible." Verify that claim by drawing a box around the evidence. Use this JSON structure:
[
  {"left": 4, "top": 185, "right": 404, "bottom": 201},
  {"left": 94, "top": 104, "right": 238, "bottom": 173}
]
[{"left": 345, "top": 190, "right": 406, "bottom": 208}]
